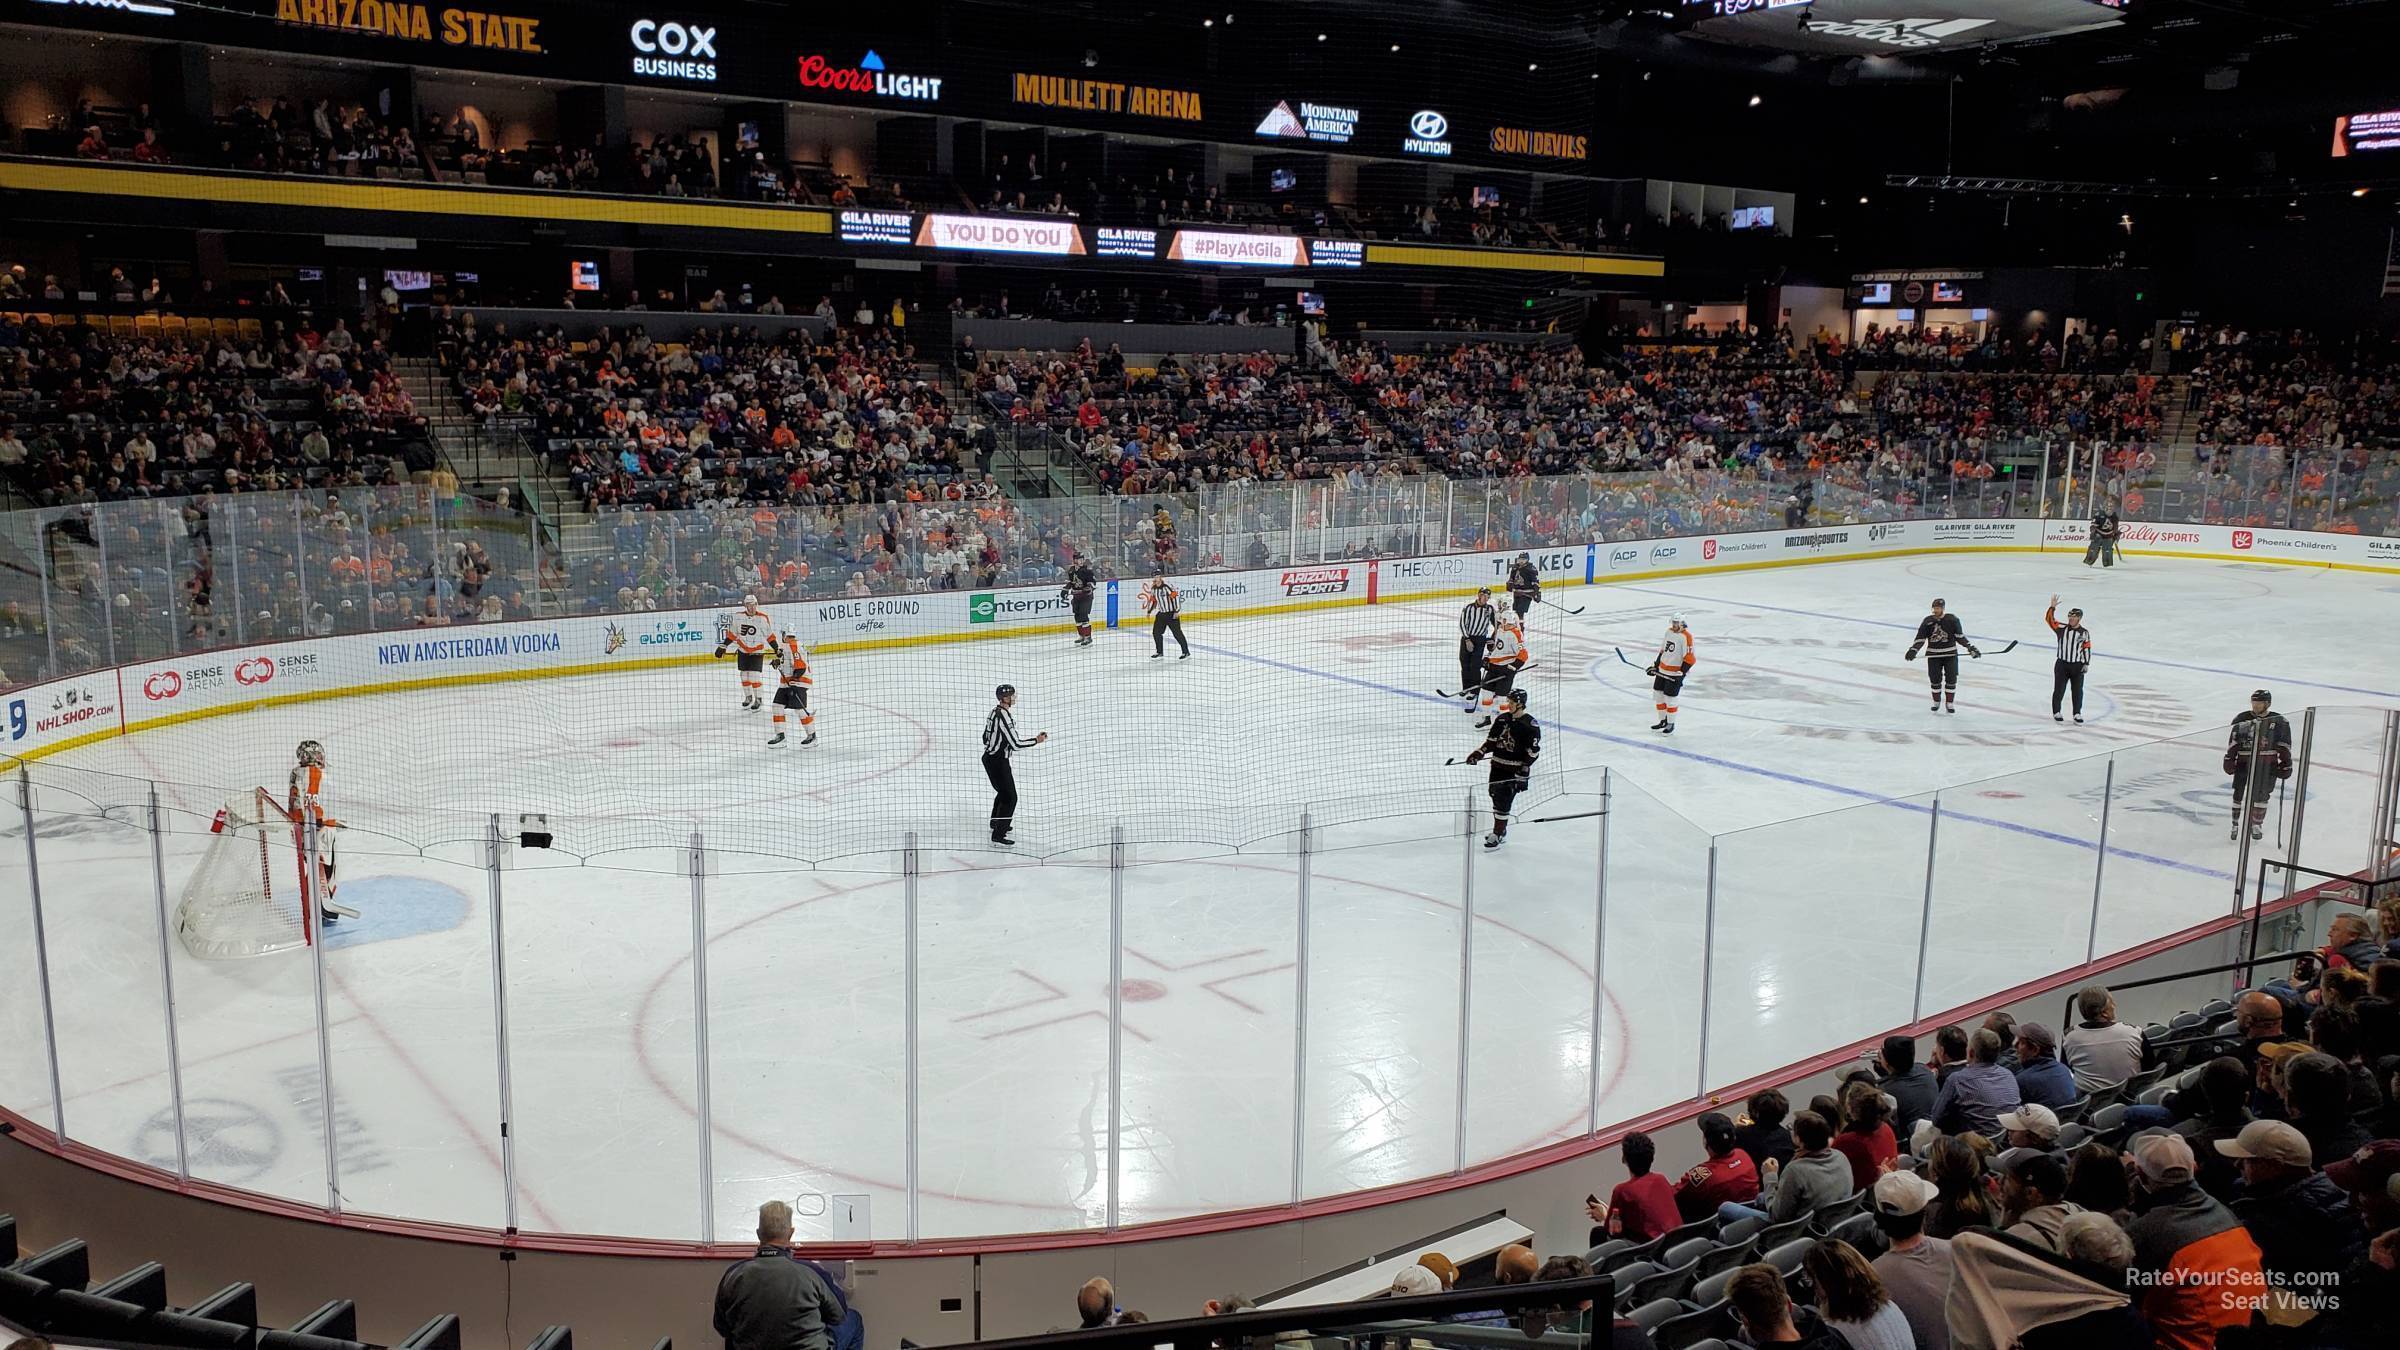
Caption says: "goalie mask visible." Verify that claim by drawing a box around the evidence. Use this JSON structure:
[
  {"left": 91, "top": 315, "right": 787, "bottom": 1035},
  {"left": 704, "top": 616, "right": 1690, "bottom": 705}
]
[{"left": 296, "top": 740, "right": 327, "bottom": 767}]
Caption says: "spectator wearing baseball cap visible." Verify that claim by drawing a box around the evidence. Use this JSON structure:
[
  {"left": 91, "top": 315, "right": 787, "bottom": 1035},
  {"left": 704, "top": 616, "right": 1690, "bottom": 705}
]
[
  {"left": 1997, "top": 1104, "right": 2062, "bottom": 1152},
  {"left": 2123, "top": 1132, "right": 2265, "bottom": 1350},
  {"left": 2323, "top": 1139, "right": 2400, "bottom": 1232},
  {"left": 1998, "top": 1151, "right": 2081, "bottom": 1253},
  {"left": 1867, "top": 1172, "right": 1951, "bottom": 1350},
  {"left": 2219, "top": 1120, "right": 2367, "bottom": 1288},
  {"left": 1671, "top": 1112, "right": 1762, "bottom": 1224},
  {"left": 2012, "top": 1023, "right": 2079, "bottom": 1110}
]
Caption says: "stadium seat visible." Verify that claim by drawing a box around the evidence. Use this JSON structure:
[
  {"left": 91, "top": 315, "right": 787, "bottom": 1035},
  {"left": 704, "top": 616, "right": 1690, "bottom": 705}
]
[
  {"left": 1606, "top": 1263, "right": 1661, "bottom": 1311},
  {"left": 2054, "top": 1099, "right": 2091, "bottom": 1124},
  {"left": 1688, "top": 1267, "right": 1740, "bottom": 1310},
  {"left": 1586, "top": 1238, "right": 1636, "bottom": 1269},
  {"left": 1691, "top": 1236, "right": 1758, "bottom": 1279},
  {"left": 1760, "top": 1239, "right": 1813, "bottom": 1276},
  {"left": 1715, "top": 1215, "right": 1765, "bottom": 1248},
  {"left": 2054, "top": 1122, "right": 2093, "bottom": 1151},
  {"left": 1625, "top": 1299, "right": 1685, "bottom": 1334},
  {"left": 1807, "top": 1191, "right": 1867, "bottom": 1232},
  {"left": 1655, "top": 1216, "right": 1717, "bottom": 1251},
  {"left": 1650, "top": 1302, "right": 1731, "bottom": 1350},
  {"left": 398, "top": 1316, "right": 464, "bottom": 1350},
  {"left": 2138, "top": 1079, "right": 2178, "bottom": 1106},
  {"left": 1753, "top": 1214, "right": 1812, "bottom": 1251},
  {"left": 1661, "top": 1236, "right": 1715, "bottom": 1270},
  {"left": 2089, "top": 1102, "right": 2130, "bottom": 1141},
  {"left": 1601, "top": 1233, "right": 1670, "bottom": 1271},
  {"left": 1824, "top": 1213, "right": 1884, "bottom": 1257},
  {"left": 1623, "top": 1257, "right": 1701, "bottom": 1310}
]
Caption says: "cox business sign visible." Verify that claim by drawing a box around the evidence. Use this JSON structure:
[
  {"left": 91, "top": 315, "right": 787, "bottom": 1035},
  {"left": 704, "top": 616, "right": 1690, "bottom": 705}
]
[{"left": 629, "top": 18, "right": 716, "bottom": 81}]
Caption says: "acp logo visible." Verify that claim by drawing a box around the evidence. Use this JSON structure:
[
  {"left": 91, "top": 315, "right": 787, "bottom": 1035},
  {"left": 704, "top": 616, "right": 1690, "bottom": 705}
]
[
  {"left": 234, "top": 657, "right": 276, "bottom": 686},
  {"left": 1701, "top": 539, "right": 1719, "bottom": 561},
  {"left": 142, "top": 670, "right": 183, "bottom": 701},
  {"left": 2232, "top": 530, "right": 2255, "bottom": 551}
]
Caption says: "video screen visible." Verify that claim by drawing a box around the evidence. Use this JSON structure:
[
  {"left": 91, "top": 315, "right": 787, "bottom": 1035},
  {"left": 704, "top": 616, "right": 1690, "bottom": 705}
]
[
  {"left": 569, "top": 259, "right": 602, "bottom": 292},
  {"left": 1859, "top": 282, "right": 1893, "bottom": 305},
  {"left": 1471, "top": 185, "right": 1501, "bottom": 208},
  {"left": 1269, "top": 167, "right": 1299, "bottom": 193},
  {"left": 382, "top": 269, "right": 433, "bottom": 291},
  {"left": 2333, "top": 110, "right": 2400, "bottom": 156},
  {"left": 1297, "top": 291, "right": 1327, "bottom": 316},
  {"left": 1730, "top": 205, "right": 1776, "bottom": 230},
  {"left": 1932, "top": 281, "right": 1966, "bottom": 303}
]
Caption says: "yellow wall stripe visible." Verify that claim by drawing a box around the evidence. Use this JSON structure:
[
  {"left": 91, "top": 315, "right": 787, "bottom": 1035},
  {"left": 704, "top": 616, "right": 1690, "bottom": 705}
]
[
  {"left": 1362, "top": 244, "right": 1666, "bottom": 277},
  {"left": 0, "top": 161, "right": 834, "bottom": 235}
]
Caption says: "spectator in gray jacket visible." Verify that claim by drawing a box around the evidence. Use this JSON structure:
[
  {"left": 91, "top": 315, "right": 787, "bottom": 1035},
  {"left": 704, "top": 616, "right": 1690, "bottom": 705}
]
[
  {"left": 1721, "top": 1110, "right": 1854, "bottom": 1226},
  {"left": 1931, "top": 1029, "right": 2021, "bottom": 1139},
  {"left": 2061, "top": 985, "right": 2148, "bottom": 1092},
  {"left": 714, "top": 1201, "right": 846, "bottom": 1350}
]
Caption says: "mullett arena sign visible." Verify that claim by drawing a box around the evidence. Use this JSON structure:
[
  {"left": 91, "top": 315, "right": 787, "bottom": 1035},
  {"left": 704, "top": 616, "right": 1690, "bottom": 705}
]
[{"left": 1011, "top": 73, "right": 1203, "bottom": 123}]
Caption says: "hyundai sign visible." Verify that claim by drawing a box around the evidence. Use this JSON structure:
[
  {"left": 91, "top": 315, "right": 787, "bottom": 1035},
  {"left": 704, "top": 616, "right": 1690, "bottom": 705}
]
[{"left": 1403, "top": 110, "right": 1453, "bottom": 157}]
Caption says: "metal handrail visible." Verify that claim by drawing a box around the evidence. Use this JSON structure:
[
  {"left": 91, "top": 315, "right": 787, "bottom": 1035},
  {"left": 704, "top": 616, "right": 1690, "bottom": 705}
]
[{"left": 2059, "top": 949, "right": 2312, "bottom": 1031}]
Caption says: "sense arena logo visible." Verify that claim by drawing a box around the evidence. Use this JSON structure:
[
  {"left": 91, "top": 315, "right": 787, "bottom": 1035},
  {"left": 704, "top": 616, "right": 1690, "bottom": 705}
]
[
  {"left": 234, "top": 657, "right": 277, "bottom": 686},
  {"left": 797, "top": 49, "right": 942, "bottom": 101},
  {"left": 1279, "top": 566, "right": 1352, "bottom": 597},
  {"left": 143, "top": 670, "right": 183, "bottom": 700}
]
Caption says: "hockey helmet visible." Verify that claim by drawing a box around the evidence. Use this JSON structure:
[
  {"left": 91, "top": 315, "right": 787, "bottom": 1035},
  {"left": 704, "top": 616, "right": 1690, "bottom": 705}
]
[
  {"left": 743, "top": 593, "right": 761, "bottom": 607},
  {"left": 296, "top": 739, "right": 326, "bottom": 766},
  {"left": 2251, "top": 689, "right": 2272, "bottom": 706},
  {"left": 1930, "top": 597, "right": 1947, "bottom": 609},
  {"left": 995, "top": 683, "right": 1017, "bottom": 700},
  {"left": 1506, "top": 688, "right": 1529, "bottom": 708}
]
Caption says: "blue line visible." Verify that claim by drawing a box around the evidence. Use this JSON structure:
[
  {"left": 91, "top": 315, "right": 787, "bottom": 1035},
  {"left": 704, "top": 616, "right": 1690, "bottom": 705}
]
[
  {"left": 1608, "top": 583, "right": 2400, "bottom": 701},
  {"left": 1201, "top": 641, "right": 2230, "bottom": 882}
]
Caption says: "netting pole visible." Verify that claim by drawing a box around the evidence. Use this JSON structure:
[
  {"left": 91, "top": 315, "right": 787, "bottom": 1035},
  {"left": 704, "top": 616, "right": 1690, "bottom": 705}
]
[
  {"left": 1588, "top": 767, "right": 1610, "bottom": 1136},
  {"left": 293, "top": 500, "right": 314, "bottom": 639},
  {"left": 1695, "top": 839, "right": 1719, "bottom": 1100},
  {"left": 225, "top": 505, "right": 247, "bottom": 645},
  {"left": 34, "top": 517, "right": 58, "bottom": 676},
  {"left": 301, "top": 814, "right": 340, "bottom": 1213},
  {"left": 95, "top": 516, "right": 116, "bottom": 667},
  {"left": 2370, "top": 711, "right": 2400, "bottom": 881},
  {"left": 17, "top": 765, "right": 66, "bottom": 1140},
  {"left": 146, "top": 785, "right": 189, "bottom": 1178},
  {"left": 363, "top": 499, "right": 379, "bottom": 633},
  {"left": 1454, "top": 791, "right": 1475, "bottom": 1174},
  {"left": 485, "top": 814, "right": 519, "bottom": 1232},
  {"left": 2035, "top": 440, "right": 2053, "bottom": 543},
  {"left": 1441, "top": 479, "right": 1453, "bottom": 553},
  {"left": 1289, "top": 810, "right": 1312, "bottom": 1206},
  {"left": 2086, "top": 761, "right": 2115, "bottom": 966},
  {"left": 1106, "top": 825, "right": 1125, "bottom": 1231},
  {"left": 1909, "top": 798, "right": 1942, "bottom": 1024},
  {"left": 902, "top": 830, "right": 921, "bottom": 1243},
  {"left": 1287, "top": 486, "right": 1299, "bottom": 564},
  {"left": 688, "top": 830, "right": 715, "bottom": 1243},
  {"left": 161, "top": 518, "right": 182, "bottom": 656}
]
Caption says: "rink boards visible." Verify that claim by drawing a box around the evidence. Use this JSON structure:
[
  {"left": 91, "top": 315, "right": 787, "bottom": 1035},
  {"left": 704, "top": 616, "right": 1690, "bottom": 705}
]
[{"left": 5, "top": 516, "right": 2393, "bottom": 765}]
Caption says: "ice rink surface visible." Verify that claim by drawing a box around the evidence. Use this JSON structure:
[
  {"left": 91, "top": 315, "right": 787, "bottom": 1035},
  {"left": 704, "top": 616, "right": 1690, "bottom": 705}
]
[{"left": 3, "top": 551, "right": 2396, "bottom": 1242}]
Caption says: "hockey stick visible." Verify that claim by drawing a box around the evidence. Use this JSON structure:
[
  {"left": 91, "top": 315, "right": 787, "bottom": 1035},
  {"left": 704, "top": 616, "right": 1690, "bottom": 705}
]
[
  {"left": 1537, "top": 596, "right": 1586, "bottom": 616},
  {"left": 1436, "top": 661, "right": 1542, "bottom": 700}
]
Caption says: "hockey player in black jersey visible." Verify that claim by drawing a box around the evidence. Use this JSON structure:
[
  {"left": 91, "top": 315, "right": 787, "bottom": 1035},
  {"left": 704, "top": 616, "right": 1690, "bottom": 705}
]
[
  {"left": 1061, "top": 554, "right": 1098, "bottom": 647},
  {"left": 2225, "top": 689, "right": 2293, "bottom": 842},
  {"left": 1465, "top": 688, "right": 1541, "bottom": 850},
  {"left": 1504, "top": 553, "right": 1541, "bottom": 619},
  {"left": 1903, "top": 597, "right": 1982, "bottom": 714},
  {"left": 2085, "top": 509, "right": 2122, "bottom": 568}
]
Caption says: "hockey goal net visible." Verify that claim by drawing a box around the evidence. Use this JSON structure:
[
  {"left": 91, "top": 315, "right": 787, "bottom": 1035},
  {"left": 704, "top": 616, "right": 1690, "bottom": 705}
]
[{"left": 175, "top": 787, "right": 314, "bottom": 959}]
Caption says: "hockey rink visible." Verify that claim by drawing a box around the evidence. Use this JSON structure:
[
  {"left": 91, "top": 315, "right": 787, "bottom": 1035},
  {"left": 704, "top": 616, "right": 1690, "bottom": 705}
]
[{"left": 4, "top": 551, "right": 2398, "bottom": 1242}]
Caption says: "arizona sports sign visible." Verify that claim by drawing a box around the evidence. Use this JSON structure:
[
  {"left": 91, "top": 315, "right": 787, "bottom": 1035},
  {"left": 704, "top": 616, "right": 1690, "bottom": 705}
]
[{"left": 1279, "top": 566, "right": 1353, "bottom": 597}]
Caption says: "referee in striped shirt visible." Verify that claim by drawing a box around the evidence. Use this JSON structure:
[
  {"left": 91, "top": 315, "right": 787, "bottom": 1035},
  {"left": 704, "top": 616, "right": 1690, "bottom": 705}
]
[
  {"left": 2043, "top": 595, "right": 2093, "bottom": 723},
  {"left": 1458, "top": 587, "right": 1499, "bottom": 711},
  {"left": 981, "top": 684, "right": 1047, "bottom": 845}
]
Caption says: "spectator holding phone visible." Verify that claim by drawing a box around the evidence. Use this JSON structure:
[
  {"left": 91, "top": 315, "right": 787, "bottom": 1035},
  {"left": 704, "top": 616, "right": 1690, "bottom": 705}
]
[{"left": 1587, "top": 1130, "right": 1679, "bottom": 1245}]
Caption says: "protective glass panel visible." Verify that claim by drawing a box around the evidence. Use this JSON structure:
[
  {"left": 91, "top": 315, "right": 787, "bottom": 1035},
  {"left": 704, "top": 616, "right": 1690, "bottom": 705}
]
[
  {"left": 913, "top": 853, "right": 1112, "bottom": 1236},
  {"left": 1595, "top": 775, "right": 1709, "bottom": 1123},
  {"left": 503, "top": 846, "right": 702, "bottom": 1239},
  {"left": 1922, "top": 759, "right": 2108, "bottom": 1016},
  {"left": 1709, "top": 793, "right": 1928, "bottom": 1092}
]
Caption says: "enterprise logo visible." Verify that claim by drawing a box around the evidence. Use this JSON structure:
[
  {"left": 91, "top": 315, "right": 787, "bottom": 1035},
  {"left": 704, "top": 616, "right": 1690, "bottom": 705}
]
[
  {"left": 630, "top": 18, "right": 717, "bottom": 82},
  {"left": 1404, "top": 109, "right": 1453, "bottom": 157}
]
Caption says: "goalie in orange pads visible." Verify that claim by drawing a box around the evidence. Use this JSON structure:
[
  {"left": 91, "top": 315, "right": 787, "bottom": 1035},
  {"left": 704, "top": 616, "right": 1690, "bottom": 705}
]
[{"left": 292, "top": 740, "right": 357, "bottom": 928}]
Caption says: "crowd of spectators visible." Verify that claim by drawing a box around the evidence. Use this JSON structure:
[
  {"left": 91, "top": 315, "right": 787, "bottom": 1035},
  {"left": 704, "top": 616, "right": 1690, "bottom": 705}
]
[
  {"left": 0, "top": 309, "right": 421, "bottom": 507},
  {"left": 1561, "top": 915, "right": 2400, "bottom": 1350}
]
